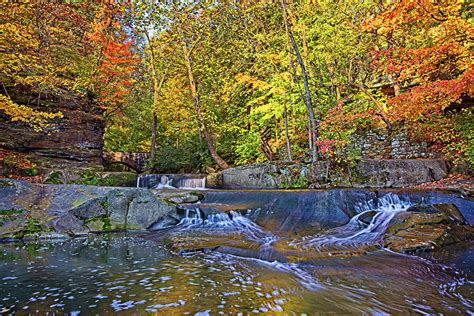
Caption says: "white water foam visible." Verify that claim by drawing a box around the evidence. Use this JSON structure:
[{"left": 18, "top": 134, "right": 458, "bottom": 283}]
[
  {"left": 295, "top": 193, "right": 412, "bottom": 250},
  {"left": 177, "top": 210, "right": 274, "bottom": 242}
]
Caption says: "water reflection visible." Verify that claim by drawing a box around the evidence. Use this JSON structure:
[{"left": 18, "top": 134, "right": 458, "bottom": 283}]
[{"left": 0, "top": 235, "right": 472, "bottom": 314}]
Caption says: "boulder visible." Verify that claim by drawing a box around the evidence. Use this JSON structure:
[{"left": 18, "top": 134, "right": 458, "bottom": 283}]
[
  {"left": 358, "top": 210, "right": 377, "bottom": 224},
  {"left": 219, "top": 164, "right": 280, "bottom": 189},
  {"left": 311, "top": 159, "right": 451, "bottom": 188},
  {"left": 0, "top": 179, "right": 180, "bottom": 239},
  {"left": 216, "top": 160, "right": 452, "bottom": 190},
  {"left": 406, "top": 203, "right": 466, "bottom": 224},
  {"left": 384, "top": 204, "right": 473, "bottom": 253}
]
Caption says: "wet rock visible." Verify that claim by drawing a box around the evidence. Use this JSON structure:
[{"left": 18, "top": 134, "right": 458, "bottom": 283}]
[
  {"left": 153, "top": 190, "right": 203, "bottom": 204},
  {"left": 0, "top": 179, "right": 179, "bottom": 238},
  {"left": 406, "top": 203, "right": 466, "bottom": 224},
  {"left": 201, "top": 189, "right": 374, "bottom": 234},
  {"left": 53, "top": 214, "right": 89, "bottom": 235},
  {"left": 0, "top": 218, "right": 27, "bottom": 238},
  {"left": 125, "top": 190, "right": 176, "bottom": 230},
  {"left": 70, "top": 197, "right": 107, "bottom": 219},
  {"left": 384, "top": 206, "right": 473, "bottom": 253},
  {"left": 148, "top": 215, "right": 180, "bottom": 230},
  {"left": 358, "top": 211, "right": 377, "bottom": 225}
]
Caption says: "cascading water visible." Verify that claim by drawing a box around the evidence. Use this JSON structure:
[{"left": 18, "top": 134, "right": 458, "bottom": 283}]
[
  {"left": 294, "top": 193, "right": 411, "bottom": 251},
  {"left": 153, "top": 175, "right": 175, "bottom": 189},
  {"left": 136, "top": 174, "right": 207, "bottom": 189},
  {"left": 177, "top": 209, "right": 274, "bottom": 243},
  {"left": 1, "top": 190, "right": 472, "bottom": 314},
  {"left": 174, "top": 177, "right": 206, "bottom": 189}
]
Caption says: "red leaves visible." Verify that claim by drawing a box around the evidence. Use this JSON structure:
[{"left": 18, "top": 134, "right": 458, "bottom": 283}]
[
  {"left": 388, "top": 65, "right": 474, "bottom": 122},
  {"left": 315, "top": 139, "right": 336, "bottom": 155},
  {"left": 87, "top": 6, "right": 140, "bottom": 112}
]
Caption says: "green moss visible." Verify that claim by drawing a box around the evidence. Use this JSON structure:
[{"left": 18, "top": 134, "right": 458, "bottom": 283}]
[
  {"left": 73, "top": 171, "right": 137, "bottom": 187},
  {"left": 25, "top": 217, "right": 42, "bottom": 234},
  {"left": 43, "top": 171, "right": 63, "bottom": 184},
  {"left": 102, "top": 216, "right": 111, "bottom": 231},
  {"left": 280, "top": 174, "right": 309, "bottom": 189},
  {"left": 100, "top": 200, "right": 110, "bottom": 209},
  {"left": 0, "top": 209, "right": 25, "bottom": 216},
  {"left": 85, "top": 214, "right": 112, "bottom": 231}
]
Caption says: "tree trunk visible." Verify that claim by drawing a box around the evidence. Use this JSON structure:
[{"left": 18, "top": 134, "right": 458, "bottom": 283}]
[
  {"left": 357, "top": 84, "right": 393, "bottom": 130},
  {"left": 280, "top": 0, "right": 318, "bottom": 162},
  {"left": 287, "top": 48, "right": 312, "bottom": 152},
  {"left": 182, "top": 48, "right": 229, "bottom": 169},
  {"left": 144, "top": 32, "right": 167, "bottom": 158},
  {"left": 151, "top": 114, "right": 157, "bottom": 157},
  {"left": 284, "top": 101, "right": 292, "bottom": 161}
]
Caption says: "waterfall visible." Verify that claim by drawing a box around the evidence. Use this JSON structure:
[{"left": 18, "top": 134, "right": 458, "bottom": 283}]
[
  {"left": 153, "top": 175, "right": 175, "bottom": 189},
  {"left": 174, "top": 177, "right": 206, "bottom": 189},
  {"left": 134, "top": 174, "right": 207, "bottom": 189},
  {"left": 294, "top": 193, "right": 411, "bottom": 250},
  {"left": 177, "top": 209, "right": 273, "bottom": 242}
]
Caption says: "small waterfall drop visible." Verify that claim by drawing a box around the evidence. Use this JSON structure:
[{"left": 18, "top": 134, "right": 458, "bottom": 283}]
[
  {"left": 177, "top": 209, "right": 273, "bottom": 242},
  {"left": 153, "top": 175, "right": 175, "bottom": 189},
  {"left": 135, "top": 174, "right": 206, "bottom": 189},
  {"left": 295, "top": 193, "right": 411, "bottom": 251},
  {"left": 174, "top": 177, "right": 206, "bottom": 189}
]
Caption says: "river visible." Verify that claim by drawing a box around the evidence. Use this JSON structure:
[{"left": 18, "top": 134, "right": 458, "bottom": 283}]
[{"left": 0, "top": 190, "right": 472, "bottom": 314}]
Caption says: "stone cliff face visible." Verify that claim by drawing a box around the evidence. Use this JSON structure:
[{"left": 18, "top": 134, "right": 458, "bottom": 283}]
[{"left": 0, "top": 90, "right": 104, "bottom": 172}]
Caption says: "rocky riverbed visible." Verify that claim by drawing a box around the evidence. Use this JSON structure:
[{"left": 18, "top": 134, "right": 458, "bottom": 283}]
[{"left": 0, "top": 179, "right": 472, "bottom": 256}]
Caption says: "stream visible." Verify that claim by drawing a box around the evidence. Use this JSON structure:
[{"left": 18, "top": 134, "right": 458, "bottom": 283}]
[{"left": 0, "top": 190, "right": 473, "bottom": 314}]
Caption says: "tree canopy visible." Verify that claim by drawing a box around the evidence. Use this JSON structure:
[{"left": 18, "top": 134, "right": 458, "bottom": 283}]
[{"left": 1, "top": 0, "right": 472, "bottom": 170}]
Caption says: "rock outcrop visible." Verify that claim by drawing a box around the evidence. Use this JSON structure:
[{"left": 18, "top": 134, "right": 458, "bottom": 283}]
[
  {"left": 384, "top": 203, "right": 473, "bottom": 253},
  {"left": 0, "top": 179, "right": 203, "bottom": 239},
  {"left": 0, "top": 90, "right": 104, "bottom": 175},
  {"left": 211, "top": 160, "right": 452, "bottom": 190}
]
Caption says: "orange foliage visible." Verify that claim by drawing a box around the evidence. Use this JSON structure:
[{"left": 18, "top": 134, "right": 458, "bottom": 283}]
[
  {"left": 365, "top": 0, "right": 473, "bottom": 124},
  {"left": 86, "top": 4, "right": 139, "bottom": 112}
]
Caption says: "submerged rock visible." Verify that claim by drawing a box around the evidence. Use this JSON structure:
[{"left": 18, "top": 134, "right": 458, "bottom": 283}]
[
  {"left": 406, "top": 203, "right": 467, "bottom": 224},
  {"left": 358, "top": 210, "right": 378, "bottom": 225},
  {"left": 384, "top": 203, "right": 473, "bottom": 253}
]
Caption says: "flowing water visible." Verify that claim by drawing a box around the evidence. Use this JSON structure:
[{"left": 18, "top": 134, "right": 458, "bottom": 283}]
[
  {"left": 136, "top": 174, "right": 207, "bottom": 189},
  {"left": 0, "top": 192, "right": 473, "bottom": 314}
]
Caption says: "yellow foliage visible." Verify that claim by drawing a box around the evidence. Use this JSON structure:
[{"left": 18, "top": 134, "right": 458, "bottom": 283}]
[
  {"left": 235, "top": 73, "right": 270, "bottom": 90},
  {"left": 0, "top": 94, "right": 63, "bottom": 131}
]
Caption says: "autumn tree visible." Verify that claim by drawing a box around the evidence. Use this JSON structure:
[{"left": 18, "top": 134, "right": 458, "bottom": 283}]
[
  {"left": 168, "top": 2, "right": 229, "bottom": 169},
  {"left": 86, "top": 4, "right": 139, "bottom": 115},
  {"left": 365, "top": 0, "right": 473, "bottom": 162},
  {"left": 0, "top": 2, "right": 90, "bottom": 129}
]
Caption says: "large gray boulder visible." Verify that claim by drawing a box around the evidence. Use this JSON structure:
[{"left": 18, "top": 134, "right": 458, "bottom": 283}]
[
  {"left": 219, "top": 164, "right": 280, "bottom": 189},
  {"left": 213, "top": 159, "right": 452, "bottom": 190},
  {"left": 0, "top": 179, "right": 200, "bottom": 238}
]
